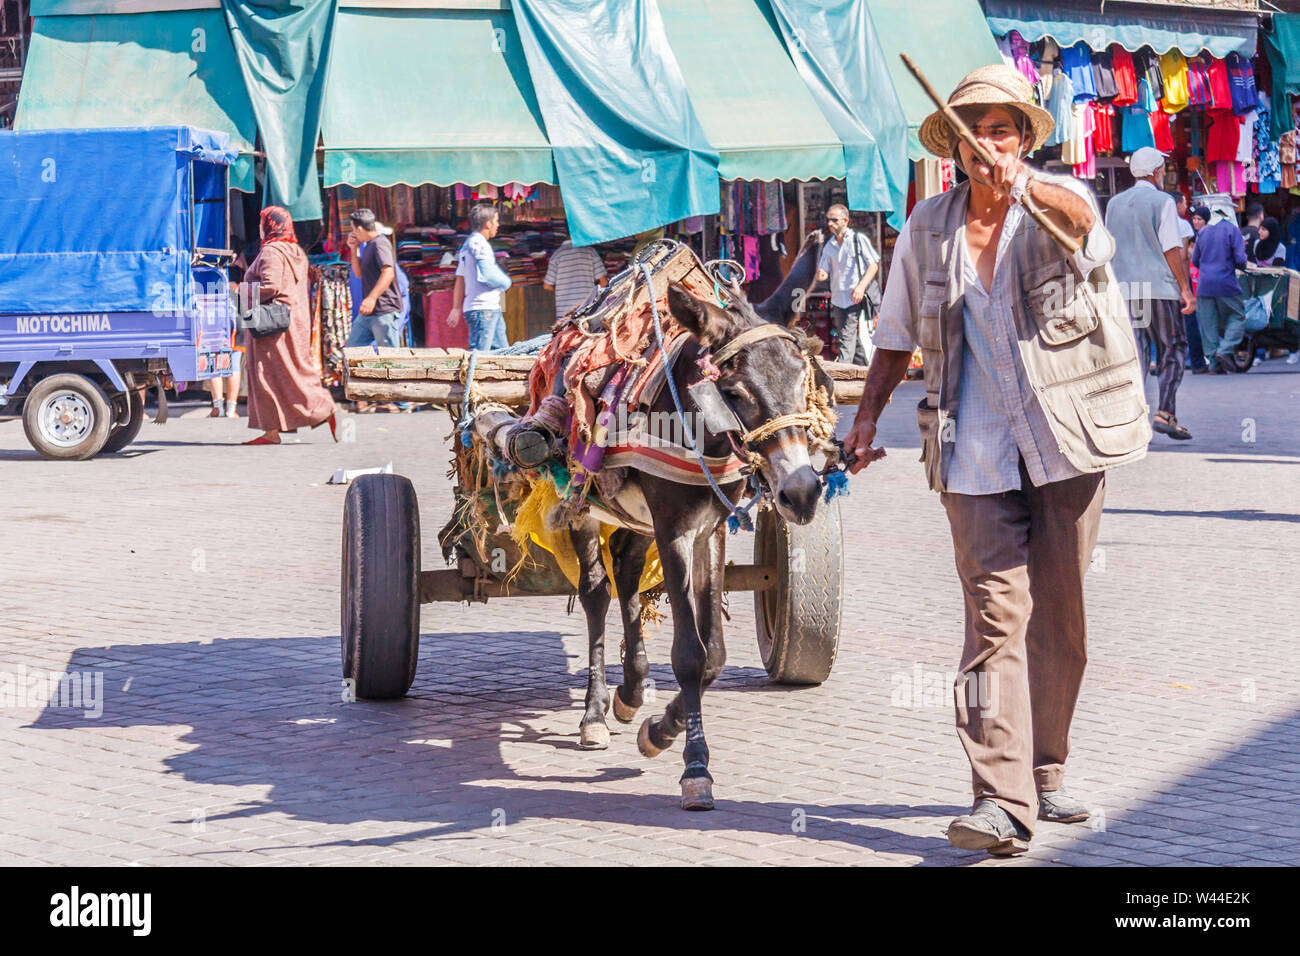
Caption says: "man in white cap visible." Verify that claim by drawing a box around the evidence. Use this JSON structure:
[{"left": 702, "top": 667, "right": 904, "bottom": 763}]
[
  {"left": 844, "top": 64, "right": 1150, "bottom": 857},
  {"left": 1104, "top": 147, "right": 1196, "bottom": 440}
]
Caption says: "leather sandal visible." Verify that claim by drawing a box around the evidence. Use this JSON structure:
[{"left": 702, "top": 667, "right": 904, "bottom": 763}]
[{"left": 1152, "top": 412, "right": 1192, "bottom": 440}]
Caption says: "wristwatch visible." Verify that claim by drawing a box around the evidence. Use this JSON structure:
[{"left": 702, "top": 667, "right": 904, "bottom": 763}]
[{"left": 1009, "top": 170, "right": 1032, "bottom": 205}]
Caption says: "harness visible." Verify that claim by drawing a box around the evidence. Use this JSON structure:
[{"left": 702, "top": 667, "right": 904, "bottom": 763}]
[{"left": 640, "top": 258, "right": 846, "bottom": 534}]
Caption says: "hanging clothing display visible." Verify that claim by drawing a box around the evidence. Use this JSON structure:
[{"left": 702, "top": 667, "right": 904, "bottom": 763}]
[
  {"left": 1237, "top": 110, "right": 1258, "bottom": 166},
  {"left": 1214, "top": 160, "right": 1246, "bottom": 195},
  {"left": 1151, "top": 105, "right": 1175, "bottom": 152},
  {"left": 1061, "top": 41, "right": 1097, "bottom": 100},
  {"left": 1187, "top": 56, "right": 1211, "bottom": 108},
  {"left": 1226, "top": 52, "right": 1260, "bottom": 116},
  {"left": 1206, "top": 54, "right": 1232, "bottom": 110},
  {"left": 1045, "top": 69, "right": 1076, "bottom": 147},
  {"left": 1090, "top": 49, "right": 1118, "bottom": 101},
  {"left": 313, "top": 263, "right": 353, "bottom": 387},
  {"left": 1090, "top": 101, "right": 1115, "bottom": 153},
  {"left": 1137, "top": 48, "right": 1165, "bottom": 101},
  {"left": 1206, "top": 109, "right": 1241, "bottom": 163},
  {"left": 1159, "top": 51, "right": 1189, "bottom": 113},
  {"left": 1068, "top": 103, "right": 1096, "bottom": 178},
  {"left": 1110, "top": 45, "right": 1138, "bottom": 107},
  {"left": 1121, "top": 105, "right": 1156, "bottom": 152}
]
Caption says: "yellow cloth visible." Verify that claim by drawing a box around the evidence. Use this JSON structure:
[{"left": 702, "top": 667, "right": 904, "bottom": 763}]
[
  {"left": 510, "top": 478, "right": 663, "bottom": 594},
  {"left": 1160, "top": 51, "right": 1189, "bottom": 113}
]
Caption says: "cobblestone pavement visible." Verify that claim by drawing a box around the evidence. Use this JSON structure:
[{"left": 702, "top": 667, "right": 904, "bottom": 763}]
[{"left": 2, "top": 362, "right": 1298, "bottom": 866}]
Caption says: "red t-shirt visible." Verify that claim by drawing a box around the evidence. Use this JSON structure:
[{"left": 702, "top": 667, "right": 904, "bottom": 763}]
[
  {"left": 1207, "top": 56, "right": 1232, "bottom": 110},
  {"left": 1205, "top": 109, "right": 1240, "bottom": 162},
  {"left": 1151, "top": 105, "right": 1175, "bottom": 152},
  {"left": 1111, "top": 45, "right": 1138, "bottom": 106}
]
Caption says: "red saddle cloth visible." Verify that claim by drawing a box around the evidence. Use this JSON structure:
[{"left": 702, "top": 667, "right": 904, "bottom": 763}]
[{"left": 527, "top": 296, "right": 690, "bottom": 448}]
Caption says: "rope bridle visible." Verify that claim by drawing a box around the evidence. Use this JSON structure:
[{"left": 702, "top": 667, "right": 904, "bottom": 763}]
[
  {"left": 707, "top": 323, "right": 838, "bottom": 455},
  {"left": 642, "top": 260, "right": 842, "bottom": 532}
]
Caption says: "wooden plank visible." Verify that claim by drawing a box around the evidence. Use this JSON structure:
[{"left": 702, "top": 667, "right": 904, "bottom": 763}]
[{"left": 346, "top": 375, "right": 864, "bottom": 406}]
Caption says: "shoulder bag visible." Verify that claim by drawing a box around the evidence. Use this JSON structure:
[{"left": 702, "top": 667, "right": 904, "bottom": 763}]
[{"left": 239, "top": 245, "right": 293, "bottom": 337}]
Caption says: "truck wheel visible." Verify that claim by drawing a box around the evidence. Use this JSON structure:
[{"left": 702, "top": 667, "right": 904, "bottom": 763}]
[
  {"left": 341, "top": 473, "right": 421, "bottom": 699},
  {"left": 22, "top": 373, "right": 113, "bottom": 461},
  {"left": 753, "top": 500, "right": 844, "bottom": 685},
  {"left": 101, "top": 389, "right": 146, "bottom": 454}
]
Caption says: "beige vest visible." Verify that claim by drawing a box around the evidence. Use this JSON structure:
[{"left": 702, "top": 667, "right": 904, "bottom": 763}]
[{"left": 906, "top": 176, "right": 1150, "bottom": 492}]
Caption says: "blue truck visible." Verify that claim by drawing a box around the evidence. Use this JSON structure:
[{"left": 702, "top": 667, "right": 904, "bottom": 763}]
[{"left": 0, "top": 126, "right": 237, "bottom": 459}]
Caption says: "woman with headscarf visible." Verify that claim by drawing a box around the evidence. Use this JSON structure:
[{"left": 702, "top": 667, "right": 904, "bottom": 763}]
[
  {"left": 239, "top": 206, "right": 338, "bottom": 445},
  {"left": 1251, "top": 217, "right": 1286, "bottom": 265}
]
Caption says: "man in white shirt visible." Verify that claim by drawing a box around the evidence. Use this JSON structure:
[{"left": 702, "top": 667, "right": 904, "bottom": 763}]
[
  {"left": 448, "top": 204, "right": 513, "bottom": 350},
  {"left": 1104, "top": 147, "right": 1196, "bottom": 439},
  {"left": 544, "top": 240, "right": 608, "bottom": 321},
  {"left": 814, "top": 204, "right": 880, "bottom": 365}
]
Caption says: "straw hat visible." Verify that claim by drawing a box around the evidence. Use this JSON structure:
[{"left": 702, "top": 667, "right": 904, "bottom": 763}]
[{"left": 918, "top": 64, "right": 1056, "bottom": 160}]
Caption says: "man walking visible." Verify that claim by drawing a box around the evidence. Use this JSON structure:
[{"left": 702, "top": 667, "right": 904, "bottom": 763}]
[
  {"left": 1104, "top": 147, "right": 1196, "bottom": 439},
  {"left": 844, "top": 65, "right": 1149, "bottom": 856},
  {"left": 544, "top": 239, "right": 608, "bottom": 321},
  {"left": 345, "top": 208, "right": 405, "bottom": 349},
  {"left": 815, "top": 204, "right": 880, "bottom": 365},
  {"left": 448, "top": 203, "right": 512, "bottom": 350},
  {"left": 1193, "top": 208, "right": 1248, "bottom": 374}
]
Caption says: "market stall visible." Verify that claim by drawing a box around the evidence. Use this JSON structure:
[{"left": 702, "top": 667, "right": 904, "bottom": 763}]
[{"left": 984, "top": 0, "right": 1291, "bottom": 216}]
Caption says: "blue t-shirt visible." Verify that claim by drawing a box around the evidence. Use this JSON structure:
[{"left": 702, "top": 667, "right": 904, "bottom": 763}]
[
  {"left": 1061, "top": 42, "right": 1097, "bottom": 101},
  {"left": 456, "top": 232, "right": 512, "bottom": 312}
]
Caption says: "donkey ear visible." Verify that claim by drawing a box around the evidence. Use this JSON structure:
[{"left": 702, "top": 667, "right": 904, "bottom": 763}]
[{"left": 666, "top": 282, "right": 728, "bottom": 346}]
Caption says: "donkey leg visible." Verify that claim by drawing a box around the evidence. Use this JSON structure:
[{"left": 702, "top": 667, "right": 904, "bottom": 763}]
[
  {"left": 610, "top": 530, "right": 653, "bottom": 724},
  {"left": 697, "top": 522, "right": 729, "bottom": 693},
  {"left": 637, "top": 528, "right": 716, "bottom": 810},
  {"left": 676, "top": 524, "right": 729, "bottom": 810},
  {"left": 570, "top": 522, "right": 613, "bottom": 750}
]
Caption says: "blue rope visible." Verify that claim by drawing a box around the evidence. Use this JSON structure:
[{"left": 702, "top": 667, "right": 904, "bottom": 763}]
[
  {"left": 641, "top": 263, "right": 755, "bottom": 534},
  {"left": 456, "top": 350, "right": 479, "bottom": 447}
]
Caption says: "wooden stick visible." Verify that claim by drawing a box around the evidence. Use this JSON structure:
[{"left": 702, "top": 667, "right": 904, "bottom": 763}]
[{"left": 899, "top": 52, "right": 1081, "bottom": 255}]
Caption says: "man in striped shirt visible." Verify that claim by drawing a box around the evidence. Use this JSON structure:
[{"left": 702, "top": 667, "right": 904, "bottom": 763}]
[{"left": 545, "top": 240, "right": 608, "bottom": 321}]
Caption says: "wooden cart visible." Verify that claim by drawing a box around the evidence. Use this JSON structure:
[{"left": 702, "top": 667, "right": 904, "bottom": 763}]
[{"left": 337, "top": 251, "right": 866, "bottom": 699}]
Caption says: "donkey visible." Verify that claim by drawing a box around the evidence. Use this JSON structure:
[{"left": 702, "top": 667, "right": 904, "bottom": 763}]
[{"left": 562, "top": 235, "right": 828, "bottom": 810}]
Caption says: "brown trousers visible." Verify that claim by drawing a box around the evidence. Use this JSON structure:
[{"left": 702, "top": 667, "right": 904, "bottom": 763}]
[{"left": 940, "top": 461, "right": 1106, "bottom": 837}]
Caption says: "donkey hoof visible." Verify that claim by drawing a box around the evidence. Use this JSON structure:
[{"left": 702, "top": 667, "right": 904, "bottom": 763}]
[
  {"left": 637, "top": 718, "right": 665, "bottom": 758},
  {"left": 611, "top": 688, "right": 639, "bottom": 724},
  {"left": 579, "top": 722, "right": 610, "bottom": 750},
  {"left": 680, "top": 777, "right": 715, "bottom": 811}
]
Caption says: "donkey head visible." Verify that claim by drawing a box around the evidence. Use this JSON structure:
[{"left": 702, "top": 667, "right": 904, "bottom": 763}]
[{"left": 666, "top": 281, "right": 823, "bottom": 525}]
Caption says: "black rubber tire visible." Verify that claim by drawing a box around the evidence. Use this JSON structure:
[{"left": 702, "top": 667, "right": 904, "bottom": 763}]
[
  {"left": 753, "top": 500, "right": 844, "bottom": 685},
  {"left": 21, "top": 373, "right": 113, "bottom": 461},
  {"left": 341, "top": 473, "right": 421, "bottom": 699},
  {"left": 101, "top": 388, "right": 146, "bottom": 454}
]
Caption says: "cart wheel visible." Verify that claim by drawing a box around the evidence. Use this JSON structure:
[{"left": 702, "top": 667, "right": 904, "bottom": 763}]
[
  {"left": 101, "top": 389, "right": 146, "bottom": 455},
  {"left": 341, "top": 473, "right": 421, "bottom": 699},
  {"left": 753, "top": 499, "right": 843, "bottom": 685},
  {"left": 22, "top": 373, "right": 113, "bottom": 461}
]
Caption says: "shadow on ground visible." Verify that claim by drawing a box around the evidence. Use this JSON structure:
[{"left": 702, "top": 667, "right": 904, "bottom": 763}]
[{"left": 29, "top": 632, "right": 961, "bottom": 862}]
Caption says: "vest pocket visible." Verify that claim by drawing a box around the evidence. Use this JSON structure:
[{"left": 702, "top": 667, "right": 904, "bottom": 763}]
[
  {"left": 1068, "top": 383, "right": 1147, "bottom": 455},
  {"left": 1023, "top": 259, "right": 1100, "bottom": 345},
  {"left": 916, "top": 398, "right": 945, "bottom": 491}
]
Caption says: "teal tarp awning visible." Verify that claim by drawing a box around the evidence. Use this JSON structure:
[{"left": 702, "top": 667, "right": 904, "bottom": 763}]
[
  {"left": 15, "top": 11, "right": 258, "bottom": 191},
  {"left": 766, "top": 0, "right": 909, "bottom": 229},
  {"left": 222, "top": 0, "right": 337, "bottom": 221},
  {"left": 866, "top": 0, "right": 1004, "bottom": 162},
  {"left": 657, "top": 0, "right": 845, "bottom": 184},
  {"left": 1264, "top": 15, "right": 1300, "bottom": 141},
  {"left": 321, "top": 8, "right": 554, "bottom": 189},
  {"left": 510, "top": 0, "right": 720, "bottom": 247},
  {"left": 984, "top": 0, "right": 1257, "bottom": 59}
]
